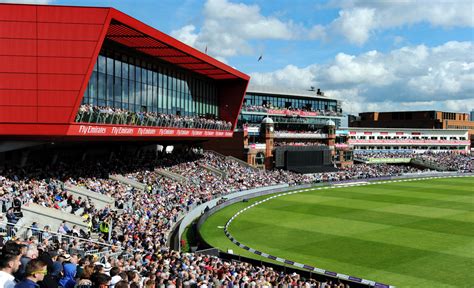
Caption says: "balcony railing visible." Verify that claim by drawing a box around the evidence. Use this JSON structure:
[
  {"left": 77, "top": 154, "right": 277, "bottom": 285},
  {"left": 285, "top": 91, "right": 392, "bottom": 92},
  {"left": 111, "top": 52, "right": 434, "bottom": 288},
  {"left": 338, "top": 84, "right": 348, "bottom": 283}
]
[
  {"left": 75, "top": 105, "right": 232, "bottom": 130},
  {"left": 274, "top": 131, "right": 328, "bottom": 139},
  {"left": 241, "top": 106, "right": 342, "bottom": 117},
  {"left": 349, "top": 139, "right": 470, "bottom": 145}
]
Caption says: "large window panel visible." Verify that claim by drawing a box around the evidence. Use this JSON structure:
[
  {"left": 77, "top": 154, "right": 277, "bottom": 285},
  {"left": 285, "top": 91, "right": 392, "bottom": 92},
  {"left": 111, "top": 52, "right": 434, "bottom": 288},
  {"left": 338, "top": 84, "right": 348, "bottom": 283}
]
[
  {"left": 106, "top": 57, "right": 114, "bottom": 75},
  {"left": 98, "top": 55, "right": 106, "bottom": 73},
  {"left": 83, "top": 51, "right": 220, "bottom": 120}
]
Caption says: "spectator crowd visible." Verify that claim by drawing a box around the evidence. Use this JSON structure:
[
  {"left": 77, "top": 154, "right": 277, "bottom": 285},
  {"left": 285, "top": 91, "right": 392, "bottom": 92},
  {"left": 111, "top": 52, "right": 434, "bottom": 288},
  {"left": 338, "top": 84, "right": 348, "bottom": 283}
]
[
  {"left": 241, "top": 104, "right": 341, "bottom": 117},
  {"left": 1, "top": 149, "right": 472, "bottom": 287},
  {"left": 353, "top": 151, "right": 473, "bottom": 172},
  {"left": 76, "top": 105, "right": 233, "bottom": 131},
  {"left": 1, "top": 240, "right": 350, "bottom": 288}
]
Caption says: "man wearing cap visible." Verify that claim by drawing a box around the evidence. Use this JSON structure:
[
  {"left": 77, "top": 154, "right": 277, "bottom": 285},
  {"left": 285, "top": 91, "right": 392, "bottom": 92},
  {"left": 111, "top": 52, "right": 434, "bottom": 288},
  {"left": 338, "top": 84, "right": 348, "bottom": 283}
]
[
  {"left": 0, "top": 242, "right": 22, "bottom": 288},
  {"left": 14, "top": 259, "right": 48, "bottom": 288}
]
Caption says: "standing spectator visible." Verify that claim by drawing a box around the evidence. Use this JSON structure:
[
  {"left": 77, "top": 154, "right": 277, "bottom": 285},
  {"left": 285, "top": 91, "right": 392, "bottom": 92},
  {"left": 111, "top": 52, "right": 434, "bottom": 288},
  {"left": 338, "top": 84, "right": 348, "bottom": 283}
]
[
  {"left": 15, "top": 244, "right": 38, "bottom": 281},
  {"left": 74, "top": 264, "right": 93, "bottom": 288},
  {"left": 59, "top": 254, "right": 76, "bottom": 288},
  {"left": 38, "top": 261, "right": 62, "bottom": 288},
  {"left": 0, "top": 242, "right": 23, "bottom": 288},
  {"left": 14, "top": 259, "right": 47, "bottom": 288}
]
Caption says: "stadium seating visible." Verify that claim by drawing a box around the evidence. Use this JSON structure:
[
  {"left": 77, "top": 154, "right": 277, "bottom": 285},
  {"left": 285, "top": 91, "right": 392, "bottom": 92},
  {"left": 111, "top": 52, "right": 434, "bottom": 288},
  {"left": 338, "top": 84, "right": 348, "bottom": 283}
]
[{"left": 1, "top": 149, "right": 471, "bottom": 287}]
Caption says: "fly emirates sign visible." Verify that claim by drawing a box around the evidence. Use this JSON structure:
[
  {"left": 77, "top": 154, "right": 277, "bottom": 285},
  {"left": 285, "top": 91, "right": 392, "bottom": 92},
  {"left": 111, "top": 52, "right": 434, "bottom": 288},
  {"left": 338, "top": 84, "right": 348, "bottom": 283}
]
[{"left": 69, "top": 125, "right": 233, "bottom": 138}]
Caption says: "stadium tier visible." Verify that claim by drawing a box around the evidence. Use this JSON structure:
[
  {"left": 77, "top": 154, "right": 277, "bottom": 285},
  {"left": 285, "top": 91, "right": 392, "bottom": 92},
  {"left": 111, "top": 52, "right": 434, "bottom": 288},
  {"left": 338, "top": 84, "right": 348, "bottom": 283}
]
[
  {"left": 0, "top": 3, "right": 249, "bottom": 143},
  {"left": 345, "top": 127, "right": 470, "bottom": 153},
  {"left": 204, "top": 85, "right": 352, "bottom": 171}
]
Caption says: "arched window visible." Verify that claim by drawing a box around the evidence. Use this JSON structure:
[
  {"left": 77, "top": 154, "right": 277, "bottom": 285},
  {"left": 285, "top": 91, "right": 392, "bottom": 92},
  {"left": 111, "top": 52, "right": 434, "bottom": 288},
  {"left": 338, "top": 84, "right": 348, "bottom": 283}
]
[{"left": 255, "top": 152, "right": 265, "bottom": 165}]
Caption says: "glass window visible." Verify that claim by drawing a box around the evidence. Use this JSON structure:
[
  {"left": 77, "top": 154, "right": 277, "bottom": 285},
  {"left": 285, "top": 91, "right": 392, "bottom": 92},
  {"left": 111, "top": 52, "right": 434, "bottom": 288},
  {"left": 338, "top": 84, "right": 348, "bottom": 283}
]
[
  {"left": 88, "top": 71, "right": 97, "bottom": 105},
  {"left": 114, "top": 60, "right": 121, "bottom": 78},
  {"left": 98, "top": 72, "right": 106, "bottom": 101},
  {"left": 129, "top": 65, "right": 135, "bottom": 81},
  {"left": 136, "top": 66, "right": 141, "bottom": 83},
  {"left": 106, "top": 74, "right": 113, "bottom": 106},
  {"left": 114, "top": 76, "right": 121, "bottom": 105},
  {"left": 122, "top": 79, "right": 128, "bottom": 110},
  {"left": 106, "top": 57, "right": 114, "bottom": 75},
  {"left": 98, "top": 55, "right": 106, "bottom": 73}
]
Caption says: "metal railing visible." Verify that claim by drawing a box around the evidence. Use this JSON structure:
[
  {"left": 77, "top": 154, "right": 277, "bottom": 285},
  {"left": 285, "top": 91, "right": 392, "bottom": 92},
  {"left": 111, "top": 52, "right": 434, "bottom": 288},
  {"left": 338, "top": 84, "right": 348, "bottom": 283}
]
[
  {"left": 1, "top": 221, "right": 119, "bottom": 256},
  {"left": 75, "top": 107, "right": 232, "bottom": 130}
]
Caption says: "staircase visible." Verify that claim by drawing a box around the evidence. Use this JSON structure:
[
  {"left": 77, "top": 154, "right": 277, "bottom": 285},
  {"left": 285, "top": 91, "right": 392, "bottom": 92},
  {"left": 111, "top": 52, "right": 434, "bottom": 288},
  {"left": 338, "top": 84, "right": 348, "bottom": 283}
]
[
  {"left": 21, "top": 202, "right": 89, "bottom": 232},
  {"left": 109, "top": 174, "right": 146, "bottom": 190},
  {"left": 65, "top": 184, "right": 115, "bottom": 209},
  {"left": 199, "top": 163, "right": 227, "bottom": 179},
  {"left": 155, "top": 169, "right": 188, "bottom": 183}
]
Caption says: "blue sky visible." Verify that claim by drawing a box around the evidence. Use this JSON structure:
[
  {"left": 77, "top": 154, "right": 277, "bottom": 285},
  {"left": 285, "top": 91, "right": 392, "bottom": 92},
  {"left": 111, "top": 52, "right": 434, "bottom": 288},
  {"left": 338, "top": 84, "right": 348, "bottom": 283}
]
[{"left": 6, "top": 0, "right": 474, "bottom": 114}]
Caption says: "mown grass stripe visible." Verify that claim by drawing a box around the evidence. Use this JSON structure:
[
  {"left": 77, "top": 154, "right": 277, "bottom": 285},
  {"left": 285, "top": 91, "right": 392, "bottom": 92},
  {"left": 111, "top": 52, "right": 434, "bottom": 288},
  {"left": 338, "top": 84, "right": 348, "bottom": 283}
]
[{"left": 202, "top": 176, "right": 474, "bottom": 287}]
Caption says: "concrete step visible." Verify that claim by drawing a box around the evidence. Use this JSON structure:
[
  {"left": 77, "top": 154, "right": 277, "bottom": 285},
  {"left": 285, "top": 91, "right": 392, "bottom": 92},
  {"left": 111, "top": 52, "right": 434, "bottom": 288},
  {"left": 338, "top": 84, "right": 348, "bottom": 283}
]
[
  {"left": 21, "top": 202, "right": 88, "bottom": 232},
  {"left": 65, "top": 184, "right": 115, "bottom": 210},
  {"left": 109, "top": 174, "right": 146, "bottom": 190},
  {"left": 155, "top": 169, "right": 187, "bottom": 183}
]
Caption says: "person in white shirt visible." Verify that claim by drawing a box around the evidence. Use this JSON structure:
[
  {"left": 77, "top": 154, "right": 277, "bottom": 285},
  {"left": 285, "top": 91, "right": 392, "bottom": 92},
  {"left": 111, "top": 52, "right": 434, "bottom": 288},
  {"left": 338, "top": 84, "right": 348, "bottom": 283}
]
[{"left": 0, "top": 241, "right": 22, "bottom": 288}]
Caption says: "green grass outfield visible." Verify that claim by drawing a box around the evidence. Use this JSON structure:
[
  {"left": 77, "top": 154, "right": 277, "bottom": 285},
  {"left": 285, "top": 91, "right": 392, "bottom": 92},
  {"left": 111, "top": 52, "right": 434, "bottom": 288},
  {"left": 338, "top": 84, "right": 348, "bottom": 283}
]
[{"left": 199, "top": 177, "right": 474, "bottom": 287}]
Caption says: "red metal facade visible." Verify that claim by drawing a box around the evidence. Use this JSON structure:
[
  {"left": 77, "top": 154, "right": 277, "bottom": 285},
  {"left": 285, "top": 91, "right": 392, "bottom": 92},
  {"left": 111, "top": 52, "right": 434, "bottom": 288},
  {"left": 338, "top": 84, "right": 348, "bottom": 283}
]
[{"left": 0, "top": 4, "right": 249, "bottom": 140}]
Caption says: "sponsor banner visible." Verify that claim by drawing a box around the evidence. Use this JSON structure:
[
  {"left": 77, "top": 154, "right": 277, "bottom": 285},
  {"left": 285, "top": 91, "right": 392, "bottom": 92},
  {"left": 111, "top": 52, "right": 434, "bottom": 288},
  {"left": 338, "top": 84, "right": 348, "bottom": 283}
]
[
  {"left": 348, "top": 276, "right": 362, "bottom": 282},
  {"left": 367, "top": 158, "right": 412, "bottom": 164},
  {"left": 336, "top": 129, "right": 349, "bottom": 135},
  {"left": 267, "top": 109, "right": 319, "bottom": 117},
  {"left": 248, "top": 143, "right": 266, "bottom": 149},
  {"left": 247, "top": 126, "right": 259, "bottom": 133},
  {"left": 303, "top": 264, "right": 315, "bottom": 270},
  {"left": 67, "top": 124, "right": 233, "bottom": 138},
  {"left": 349, "top": 139, "right": 470, "bottom": 145}
]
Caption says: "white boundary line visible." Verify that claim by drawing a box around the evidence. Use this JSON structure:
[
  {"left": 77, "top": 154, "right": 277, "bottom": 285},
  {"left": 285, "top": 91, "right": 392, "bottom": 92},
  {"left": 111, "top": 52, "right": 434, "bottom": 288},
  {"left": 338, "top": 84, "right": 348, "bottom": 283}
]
[{"left": 223, "top": 174, "right": 472, "bottom": 288}]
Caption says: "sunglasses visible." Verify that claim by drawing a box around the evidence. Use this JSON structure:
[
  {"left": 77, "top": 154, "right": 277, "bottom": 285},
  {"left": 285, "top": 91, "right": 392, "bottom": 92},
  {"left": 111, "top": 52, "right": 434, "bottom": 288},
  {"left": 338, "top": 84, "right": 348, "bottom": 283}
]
[{"left": 31, "top": 270, "right": 48, "bottom": 275}]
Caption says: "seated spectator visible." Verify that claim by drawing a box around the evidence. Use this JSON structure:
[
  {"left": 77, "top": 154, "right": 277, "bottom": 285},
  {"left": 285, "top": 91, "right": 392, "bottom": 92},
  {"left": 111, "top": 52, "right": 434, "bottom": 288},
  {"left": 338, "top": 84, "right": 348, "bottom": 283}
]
[{"left": 6, "top": 208, "right": 19, "bottom": 224}]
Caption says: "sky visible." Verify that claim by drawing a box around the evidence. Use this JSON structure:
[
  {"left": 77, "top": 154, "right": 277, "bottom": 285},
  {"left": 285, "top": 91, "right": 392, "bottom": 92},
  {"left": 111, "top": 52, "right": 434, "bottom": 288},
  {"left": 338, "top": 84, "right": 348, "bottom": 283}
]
[{"left": 4, "top": 0, "right": 474, "bottom": 115}]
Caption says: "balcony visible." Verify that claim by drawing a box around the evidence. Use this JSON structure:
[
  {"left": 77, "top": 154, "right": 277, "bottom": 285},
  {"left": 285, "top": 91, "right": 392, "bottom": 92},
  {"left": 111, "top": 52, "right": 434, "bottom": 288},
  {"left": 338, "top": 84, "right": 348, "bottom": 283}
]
[
  {"left": 241, "top": 106, "right": 342, "bottom": 118},
  {"left": 348, "top": 139, "right": 470, "bottom": 146},
  {"left": 274, "top": 131, "right": 328, "bottom": 139}
]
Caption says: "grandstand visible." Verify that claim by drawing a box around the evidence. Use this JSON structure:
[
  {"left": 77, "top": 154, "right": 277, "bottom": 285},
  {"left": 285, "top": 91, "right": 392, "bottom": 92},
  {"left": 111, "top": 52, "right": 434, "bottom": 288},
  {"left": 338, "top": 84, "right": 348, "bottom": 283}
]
[
  {"left": 204, "top": 84, "right": 353, "bottom": 172},
  {"left": 0, "top": 3, "right": 473, "bottom": 288}
]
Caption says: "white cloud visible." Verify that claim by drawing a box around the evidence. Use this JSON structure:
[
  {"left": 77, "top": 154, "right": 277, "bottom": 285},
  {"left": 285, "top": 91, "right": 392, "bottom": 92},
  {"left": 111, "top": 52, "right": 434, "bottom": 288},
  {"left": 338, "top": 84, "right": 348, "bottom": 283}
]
[
  {"left": 250, "top": 41, "right": 474, "bottom": 113},
  {"left": 171, "top": 25, "right": 198, "bottom": 47},
  {"left": 171, "top": 0, "right": 324, "bottom": 59},
  {"left": 328, "top": 0, "right": 474, "bottom": 45},
  {"left": 331, "top": 8, "right": 375, "bottom": 45},
  {"left": 251, "top": 64, "right": 316, "bottom": 88}
]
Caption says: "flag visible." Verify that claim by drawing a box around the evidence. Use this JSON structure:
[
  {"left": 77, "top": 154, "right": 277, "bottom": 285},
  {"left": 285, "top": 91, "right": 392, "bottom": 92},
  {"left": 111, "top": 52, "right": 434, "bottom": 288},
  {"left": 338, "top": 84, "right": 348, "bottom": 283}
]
[
  {"left": 258, "top": 55, "right": 263, "bottom": 62},
  {"left": 205, "top": 45, "right": 208, "bottom": 54}
]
